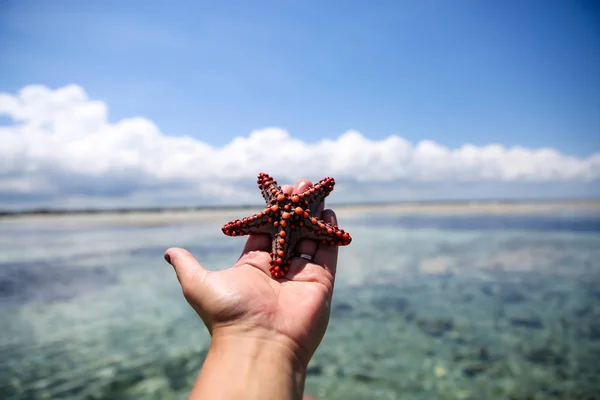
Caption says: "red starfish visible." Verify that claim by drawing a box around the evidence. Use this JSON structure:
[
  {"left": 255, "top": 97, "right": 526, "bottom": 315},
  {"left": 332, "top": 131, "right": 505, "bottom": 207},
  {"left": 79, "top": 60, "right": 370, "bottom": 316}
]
[{"left": 222, "top": 172, "right": 352, "bottom": 278}]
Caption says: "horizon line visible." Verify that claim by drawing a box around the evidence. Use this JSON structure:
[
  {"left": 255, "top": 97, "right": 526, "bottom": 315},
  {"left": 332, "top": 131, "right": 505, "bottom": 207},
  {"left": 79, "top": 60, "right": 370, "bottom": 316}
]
[{"left": 2, "top": 197, "right": 600, "bottom": 217}]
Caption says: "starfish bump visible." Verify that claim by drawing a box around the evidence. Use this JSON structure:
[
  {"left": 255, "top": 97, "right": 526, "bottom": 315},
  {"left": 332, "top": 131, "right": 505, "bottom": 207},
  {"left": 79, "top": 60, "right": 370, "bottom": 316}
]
[{"left": 222, "top": 172, "right": 352, "bottom": 278}]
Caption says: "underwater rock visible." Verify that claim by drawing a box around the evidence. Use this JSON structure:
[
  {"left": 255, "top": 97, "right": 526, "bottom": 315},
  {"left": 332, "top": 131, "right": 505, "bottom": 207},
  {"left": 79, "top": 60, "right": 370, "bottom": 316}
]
[
  {"left": 541, "top": 290, "right": 569, "bottom": 307},
  {"left": 585, "top": 320, "right": 600, "bottom": 340},
  {"left": 452, "top": 346, "right": 492, "bottom": 364},
  {"left": 371, "top": 296, "right": 410, "bottom": 313},
  {"left": 524, "top": 346, "right": 565, "bottom": 366},
  {"left": 479, "top": 347, "right": 490, "bottom": 362},
  {"left": 106, "top": 370, "right": 146, "bottom": 394},
  {"left": 404, "top": 310, "right": 417, "bottom": 322},
  {"left": 306, "top": 364, "right": 323, "bottom": 376},
  {"left": 481, "top": 282, "right": 526, "bottom": 303},
  {"left": 444, "top": 330, "right": 469, "bottom": 344},
  {"left": 583, "top": 275, "right": 600, "bottom": 299},
  {"left": 331, "top": 302, "right": 353, "bottom": 316},
  {"left": 507, "top": 393, "right": 537, "bottom": 400},
  {"left": 460, "top": 293, "right": 474, "bottom": 303},
  {"left": 416, "top": 317, "right": 454, "bottom": 337},
  {"left": 351, "top": 373, "right": 377, "bottom": 383},
  {"left": 462, "top": 362, "right": 487, "bottom": 377},
  {"left": 573, "top": 303, "right": 592, "bottom": 318},
  {"left": 508, "top": 313, "right": 544, "bottom": 329}
]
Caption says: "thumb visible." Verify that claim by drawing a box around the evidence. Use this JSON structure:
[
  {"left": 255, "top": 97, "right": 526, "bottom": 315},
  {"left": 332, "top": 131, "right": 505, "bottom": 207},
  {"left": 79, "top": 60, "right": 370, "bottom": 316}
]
[
  {"left": 164, "top": 247, "right": 216, "bottom": 331},
  {"left": 164, "top": 247, "right": 208, "bottom": 294}
]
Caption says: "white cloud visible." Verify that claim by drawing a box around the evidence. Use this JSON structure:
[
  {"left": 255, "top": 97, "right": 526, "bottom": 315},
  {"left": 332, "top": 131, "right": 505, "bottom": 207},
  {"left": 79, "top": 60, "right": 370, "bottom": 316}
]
[{"left": 0, "top": 84, "right": 599, "bottom": 209}]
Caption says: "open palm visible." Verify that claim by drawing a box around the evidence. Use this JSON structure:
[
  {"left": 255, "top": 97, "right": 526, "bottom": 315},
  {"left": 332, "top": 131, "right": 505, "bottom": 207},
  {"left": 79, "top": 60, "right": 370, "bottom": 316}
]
[{"left": 165, "top": 179, "right": 340, "bottom": 365}]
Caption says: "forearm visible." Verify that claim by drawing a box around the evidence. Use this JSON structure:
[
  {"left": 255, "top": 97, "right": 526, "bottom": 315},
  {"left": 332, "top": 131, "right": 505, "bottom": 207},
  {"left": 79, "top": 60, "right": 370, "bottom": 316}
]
[{"left": 189, "top": 334, "right": 307, "bottom": 400}]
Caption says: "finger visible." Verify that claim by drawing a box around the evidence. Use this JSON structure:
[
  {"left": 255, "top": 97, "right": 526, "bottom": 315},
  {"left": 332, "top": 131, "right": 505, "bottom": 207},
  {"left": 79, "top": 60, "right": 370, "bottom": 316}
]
[
  {"left": 313, "top": 209, "right": 339, "bottom": 277},
  {"left": 164, "top": 247, "right": 208, "bottom": 288},
  {"left": 241, "top": 233, "right": 271, "bottom": 256},
  {"left": 165, "top": 248, "right": 216, "bottom": 331},
  {"left": 236, "top": 248, "right": 273, "bottom": 276},
  {"left": 294, "top": 179, "right": 312, "bottom": 194}
]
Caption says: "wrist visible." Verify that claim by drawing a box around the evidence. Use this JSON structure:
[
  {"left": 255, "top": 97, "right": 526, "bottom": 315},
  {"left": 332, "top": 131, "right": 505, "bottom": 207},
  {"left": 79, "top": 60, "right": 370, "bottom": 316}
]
[
  {"left": 191, "top": 332, "right": 307, "bottom": 400},
  {"left": 211, "top": 331, "right": 308, "bottom": 374},
  {"left": 210, "top": 322, "right": 314, "bottom": 367}
]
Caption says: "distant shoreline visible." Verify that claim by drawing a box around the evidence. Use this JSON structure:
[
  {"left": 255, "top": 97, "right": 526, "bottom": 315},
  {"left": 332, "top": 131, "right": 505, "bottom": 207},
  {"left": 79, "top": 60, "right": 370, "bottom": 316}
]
[{"left": 2, "top": 199, "right": 599, "bottom": 220}]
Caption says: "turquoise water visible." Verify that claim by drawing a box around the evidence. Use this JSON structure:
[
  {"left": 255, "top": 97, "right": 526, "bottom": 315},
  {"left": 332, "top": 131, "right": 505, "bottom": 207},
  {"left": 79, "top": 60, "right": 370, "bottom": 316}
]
[{"left": 1, "top": 209, "right": 600, "bottom": 399}]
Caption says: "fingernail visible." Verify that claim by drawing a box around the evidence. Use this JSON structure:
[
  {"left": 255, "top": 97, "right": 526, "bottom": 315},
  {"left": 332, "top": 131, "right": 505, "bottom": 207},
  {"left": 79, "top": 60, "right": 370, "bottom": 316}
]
[{"left": 164, "top": 254, "right": 172, "bottom": 264}]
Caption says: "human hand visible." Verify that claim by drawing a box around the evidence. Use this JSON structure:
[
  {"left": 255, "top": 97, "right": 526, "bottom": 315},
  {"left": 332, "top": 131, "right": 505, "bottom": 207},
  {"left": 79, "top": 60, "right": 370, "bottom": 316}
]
[{"left": 164, "top": 178, "right": 339, "bottom": 369}]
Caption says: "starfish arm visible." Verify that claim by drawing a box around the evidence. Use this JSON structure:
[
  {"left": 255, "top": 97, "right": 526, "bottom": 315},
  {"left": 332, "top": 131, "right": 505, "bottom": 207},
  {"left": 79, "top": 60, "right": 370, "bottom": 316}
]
[
  {"left": 221, "top": 207, "right": 275, "bottom": 237},
  {"left": 269, "top": 227, "right": 298, "bottom": 276},
  {"left": 257, "top": 172, "right": 284, "bottom": 204},
  {"left": 302, "top": 217, "right": 352, "bottom": 246},
  {"left": 298, "top": 177, "right": 336, "bottom": 212}
]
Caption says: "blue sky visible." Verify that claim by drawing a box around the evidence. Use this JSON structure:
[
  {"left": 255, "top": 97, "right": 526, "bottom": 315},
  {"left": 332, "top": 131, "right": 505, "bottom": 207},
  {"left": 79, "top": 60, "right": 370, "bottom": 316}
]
[
  {"left": 1, "top": 0, "right": 599, "bottom": 155},
  {"left": 0, "top": 1, "right": 599, "bottom": 209}
]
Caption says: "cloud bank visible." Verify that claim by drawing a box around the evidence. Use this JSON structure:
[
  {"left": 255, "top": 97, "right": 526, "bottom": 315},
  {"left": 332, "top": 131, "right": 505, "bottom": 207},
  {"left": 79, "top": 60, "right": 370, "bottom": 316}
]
[{"left": 1, "top": 85, "right": 599, "bottom": 209}]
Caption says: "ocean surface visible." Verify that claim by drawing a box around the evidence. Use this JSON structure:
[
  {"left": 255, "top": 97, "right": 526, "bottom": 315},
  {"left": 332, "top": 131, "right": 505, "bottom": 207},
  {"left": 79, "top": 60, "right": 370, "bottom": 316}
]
[{"left": 1, "top": 206, "right": 600, "bottom": 400}]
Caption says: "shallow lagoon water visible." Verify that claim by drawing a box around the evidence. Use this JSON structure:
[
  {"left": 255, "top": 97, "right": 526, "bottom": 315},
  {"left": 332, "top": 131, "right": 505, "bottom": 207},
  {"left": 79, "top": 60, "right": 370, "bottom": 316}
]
[{"left": 1, "top": 207, "right": 600, "bottom": 399}]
